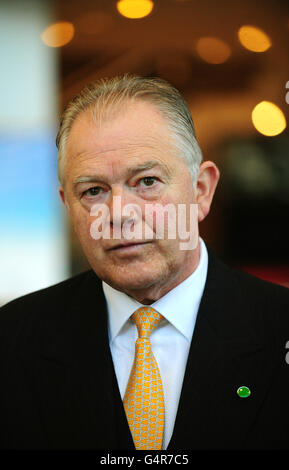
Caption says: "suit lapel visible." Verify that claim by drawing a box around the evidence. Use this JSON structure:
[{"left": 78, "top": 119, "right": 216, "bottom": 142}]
[
  {"left": 168, "top": 252, "right": 274, "bottom": 450},
  {"left": 30, "top": 272, "right": 134, "bottom": 449}
]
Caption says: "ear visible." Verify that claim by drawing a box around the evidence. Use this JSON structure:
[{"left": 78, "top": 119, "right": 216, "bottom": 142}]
[
  {"left": 59, "top": 186, "right": 69, "bottom": 211},
  {"left": 196, "top": 161, "right": 220, "bottom": 222}
]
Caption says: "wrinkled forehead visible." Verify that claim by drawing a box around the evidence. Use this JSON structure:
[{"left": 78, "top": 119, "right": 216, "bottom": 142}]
[{"left": 66, "top": 99, "right": 176, "bottom": 158}]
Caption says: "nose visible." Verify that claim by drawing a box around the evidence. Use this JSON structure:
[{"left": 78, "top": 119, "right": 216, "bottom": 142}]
[{"left": 107, "top": 185, "right": 142, "bottom": 232}]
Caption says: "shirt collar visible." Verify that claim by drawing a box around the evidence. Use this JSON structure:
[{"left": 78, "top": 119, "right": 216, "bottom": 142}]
[{"left": 102, "top": 238, "right": 208, "bottom": 343}]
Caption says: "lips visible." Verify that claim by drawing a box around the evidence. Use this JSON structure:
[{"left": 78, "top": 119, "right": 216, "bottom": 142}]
[{"left": 106, "top": 241, "right": 151, "bottom": 251}]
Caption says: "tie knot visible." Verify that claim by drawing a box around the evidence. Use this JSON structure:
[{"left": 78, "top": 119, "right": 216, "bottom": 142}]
[{"left": 132, "top": 306, "right": 162, "bottom": 338}]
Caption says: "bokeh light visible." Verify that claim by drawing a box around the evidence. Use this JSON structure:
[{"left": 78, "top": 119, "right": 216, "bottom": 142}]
[
  {"left": 238, "top": 25, "right": 271, "bottom": 52},
  {"left": 196, "top": 37, "right": 231, "bottom": 64},
  {"left": 252, "top": 101, "right": 286, "bottom": 136},
  {"left": 41, "top": 21, "right": 75, "bottom": 48},
  {"left": 116, "top": 0, "right": 154, "bottom": 19}
]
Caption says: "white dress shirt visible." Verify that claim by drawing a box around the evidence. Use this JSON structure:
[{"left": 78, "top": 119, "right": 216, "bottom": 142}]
[{"left": 102, "top": 238, "right": 208, "bottom": 449}]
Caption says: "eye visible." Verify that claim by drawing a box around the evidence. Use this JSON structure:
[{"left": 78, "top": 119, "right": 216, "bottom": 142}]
[
  {"left": 139, "top": 176, "right": 158, "bottom": 187},
  {"left": 83, "top": 186, "right": 102, "bottom": 197}
]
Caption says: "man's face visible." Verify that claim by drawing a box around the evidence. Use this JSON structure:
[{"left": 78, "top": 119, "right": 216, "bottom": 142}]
[{"left": 61, "top": 100, "right": 199, "bottom": 300}]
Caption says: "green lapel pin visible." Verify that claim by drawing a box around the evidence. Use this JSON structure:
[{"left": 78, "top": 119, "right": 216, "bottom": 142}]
[{"left": 237, "top": 385, "right": 251, "bottom": 398}]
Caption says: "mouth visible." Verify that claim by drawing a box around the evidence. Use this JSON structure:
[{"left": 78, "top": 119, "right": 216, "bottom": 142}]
[{"left": 106, "top": 241, "right": 152, "bottom": 253}]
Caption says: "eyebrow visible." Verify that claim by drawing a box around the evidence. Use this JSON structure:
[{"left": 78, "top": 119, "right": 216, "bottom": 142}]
[{"left": 73, "top": 161, "right": 166, "bottom": 186}]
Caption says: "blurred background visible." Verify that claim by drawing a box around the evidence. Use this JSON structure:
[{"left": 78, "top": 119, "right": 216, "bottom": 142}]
[{"left": 1, "top": 0, "right": 288, "bottom": 305}]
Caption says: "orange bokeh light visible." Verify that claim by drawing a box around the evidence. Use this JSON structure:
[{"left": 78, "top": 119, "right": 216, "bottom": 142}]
[
  {"left": 196, "top": 37, "right": 231, "bottom": 64},
  {"left": 41, "top": 21, "right": 75, "bottom": 48},
  {"left": 117, "top": 0, "right": 154, "bottom": 19},
  {"left": 238, "top": 25, "right": 271, "bottom": 52},
  {"left": 252, "top": 101, "right": 286, "bottom": 136}
]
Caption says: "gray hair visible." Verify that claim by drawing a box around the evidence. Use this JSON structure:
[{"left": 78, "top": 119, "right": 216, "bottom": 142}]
[{"left": 56, "top": 74, "right": 203, "bottom": 186}]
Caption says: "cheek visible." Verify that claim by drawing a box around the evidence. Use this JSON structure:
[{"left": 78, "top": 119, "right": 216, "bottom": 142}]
[
  {"left": 143, "top": 199, "right": 176, "bottom": 238},
  {"left": 70, "top": 204, "right": 91, "bottom": 237}
]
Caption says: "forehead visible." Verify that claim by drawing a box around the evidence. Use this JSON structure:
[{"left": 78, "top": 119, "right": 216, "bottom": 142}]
[{"left": 66, "top": 100, "right": 176, "bottom": 163}]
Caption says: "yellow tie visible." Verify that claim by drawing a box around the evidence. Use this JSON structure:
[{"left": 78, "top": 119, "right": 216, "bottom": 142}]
[{"left": 123, "top": 306, "right": 165, "bottom": 450}]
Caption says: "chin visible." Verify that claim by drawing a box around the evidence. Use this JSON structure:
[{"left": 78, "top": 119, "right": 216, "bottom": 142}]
[{"left": 102, "top": 269, "right": 161, "bottom": 293}]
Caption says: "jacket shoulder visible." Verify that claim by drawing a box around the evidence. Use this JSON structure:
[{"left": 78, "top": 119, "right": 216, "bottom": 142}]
[
  {"left": 209, "top": 250, "right": 289, "bottom": 301},
  {"left": 0, "top": 270, "right": 94, "bottom": 313},
  {"left": 0, "top": 270, "right": 102, "bottom": 352},
  {"left": 206, "top": 251, "right": 289, "bottom": 341}
]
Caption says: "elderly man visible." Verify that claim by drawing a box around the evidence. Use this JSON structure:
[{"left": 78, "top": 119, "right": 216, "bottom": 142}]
[{"left": 0, "top": 75, "right": 288, "bottom": 451}]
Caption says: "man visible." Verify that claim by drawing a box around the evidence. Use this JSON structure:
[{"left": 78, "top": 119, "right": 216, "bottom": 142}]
[{"left": 0, "top": 75, "right": 288, "bottom": 450}]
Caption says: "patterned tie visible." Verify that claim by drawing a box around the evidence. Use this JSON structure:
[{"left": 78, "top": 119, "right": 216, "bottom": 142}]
[{"left": 123, "top": 306, "right": 165, "bottom": 450}]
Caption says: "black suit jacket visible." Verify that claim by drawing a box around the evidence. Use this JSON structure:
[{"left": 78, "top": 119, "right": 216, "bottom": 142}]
[{"left": 0, "top": 251, "right": 289, "bottom": 450}]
